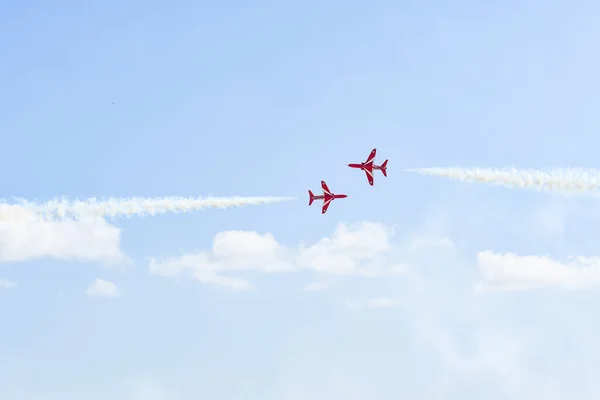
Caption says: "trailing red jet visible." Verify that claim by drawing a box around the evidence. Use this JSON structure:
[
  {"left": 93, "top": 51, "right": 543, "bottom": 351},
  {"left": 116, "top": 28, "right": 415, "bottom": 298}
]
[
  {"left": 308, "top": 180, "right": 347, "bottom": 214},
  {"left": 348, "top": 148, "right": 388, "bottom": 186}
]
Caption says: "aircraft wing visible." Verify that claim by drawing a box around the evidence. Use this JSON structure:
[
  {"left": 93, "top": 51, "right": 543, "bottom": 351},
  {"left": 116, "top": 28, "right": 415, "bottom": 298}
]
[
  {"left": 321, "top": 180, "right": 332, "bottom": 196},
  {"left": 364, "top": 167, "right": 374, "bottom": 186},
  {"left": 322, "top": 198, "right": 332, "bottom": 214},
  {"left": 364, "top": 148, "right": 376, "bottom": 165}
]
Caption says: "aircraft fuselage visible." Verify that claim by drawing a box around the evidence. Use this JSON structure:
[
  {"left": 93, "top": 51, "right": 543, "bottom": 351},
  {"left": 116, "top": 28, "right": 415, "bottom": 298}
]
[{"left": 348, "top": 163, "right": 384, "bottom": 170}]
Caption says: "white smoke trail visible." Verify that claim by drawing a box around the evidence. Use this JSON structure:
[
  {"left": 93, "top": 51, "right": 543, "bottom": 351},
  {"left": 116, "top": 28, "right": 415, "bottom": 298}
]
[
  {"left": 0, "top": 196, "right": 295, "bottom": 221},
  {"left": 407, "top": 167, "right": 600, "bottom": 194}
]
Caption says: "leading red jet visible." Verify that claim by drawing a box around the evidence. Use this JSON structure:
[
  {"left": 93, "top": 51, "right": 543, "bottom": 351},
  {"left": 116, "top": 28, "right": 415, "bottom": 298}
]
[
  {"left": 348, "top": 148, "right": 388, "bottom": 186},
  {"left": 308, "top": 180, "right": 347, "bottom": 214}
]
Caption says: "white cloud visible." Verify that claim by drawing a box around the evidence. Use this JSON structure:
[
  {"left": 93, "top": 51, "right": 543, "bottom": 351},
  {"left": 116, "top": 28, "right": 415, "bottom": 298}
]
[
  {"left": 150, "top": 212, "right": 600, "bottom": 298},
  {"left": 149, "top": 222, "right": 406, "bottom": 290},
  {"left": 148, "top": 230, "right": 294, "bottom": 290},
  {"left": 0, "top": 278, "right": 16, "bottom": 290},
  {"left": 0, "top": 206, "right": 124, "bottom": 263},
  {"left": 475, "top": 251, "right": 600, "bottom": 293},
  {"left": 86, "top": 278, "right": 119, "bottom": 298},
  {"left": 5, "top": 210, "right": 597, "bottom": 399},
  {"left": 295, "top": 222, "right": 392, "bottom": 276}
]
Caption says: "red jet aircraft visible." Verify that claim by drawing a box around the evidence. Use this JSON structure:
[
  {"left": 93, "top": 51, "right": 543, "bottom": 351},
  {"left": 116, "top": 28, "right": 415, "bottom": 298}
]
[
  {"left": 308, "top": 180, "right": 348, "bottom": 214},
  {"left": 348, "top": 148, "right": 388, "bottom": 186}
]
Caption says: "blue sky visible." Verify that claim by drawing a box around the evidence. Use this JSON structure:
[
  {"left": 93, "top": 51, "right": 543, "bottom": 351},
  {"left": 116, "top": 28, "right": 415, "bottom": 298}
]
[{"left": 2, "top": 0, "right": 600, "bottom": 398}]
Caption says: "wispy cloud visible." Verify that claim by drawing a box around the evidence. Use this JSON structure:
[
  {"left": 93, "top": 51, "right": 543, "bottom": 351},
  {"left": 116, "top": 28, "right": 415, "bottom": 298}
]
[
  {"left": 86, "top": 278, "right": 120, "bottom": 298},
  {"left": 475, "top": 251, "right": 600, "bottom": 293},
  {"left": 0, "top": 207, "right": 123, "bottom": 262},
  {"left": 0, "top": 278, "right": 16, "bottom": 290}
]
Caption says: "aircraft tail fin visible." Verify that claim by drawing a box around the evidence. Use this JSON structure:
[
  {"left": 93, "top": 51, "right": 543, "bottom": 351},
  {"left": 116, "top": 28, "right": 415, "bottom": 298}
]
[
  {"left": 308, "top": 190, "right": 314, "bottom": 206},
  {"left": 381, "top": 159, "right": 388, "bottom": 177}
]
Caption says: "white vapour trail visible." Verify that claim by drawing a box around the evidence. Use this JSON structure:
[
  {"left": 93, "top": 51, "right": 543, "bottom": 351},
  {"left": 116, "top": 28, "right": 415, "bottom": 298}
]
[
  {"left": 0, "top": 196, "right": 295, "bottom": 221},
  {"left": 407, "top": 167, "right": 600, "bottom": 194}
]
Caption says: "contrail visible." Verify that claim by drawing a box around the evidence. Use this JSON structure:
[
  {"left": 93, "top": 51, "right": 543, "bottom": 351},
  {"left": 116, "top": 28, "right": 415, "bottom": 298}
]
[
  {"left": 407, "top": 167, "right": 600, "bottom": 194},
  {"left": 0, "top": 195, "right": 295, "bottom": 221}
]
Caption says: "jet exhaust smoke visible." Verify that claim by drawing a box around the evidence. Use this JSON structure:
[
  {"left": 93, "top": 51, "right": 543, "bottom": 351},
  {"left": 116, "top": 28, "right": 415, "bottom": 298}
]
[
  {"left": 0, "top": 195, "right": 295, "bottom": 221},
  {"left": 407, "top": 167, "right": 600, "bottom": 194}
]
